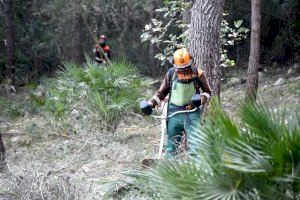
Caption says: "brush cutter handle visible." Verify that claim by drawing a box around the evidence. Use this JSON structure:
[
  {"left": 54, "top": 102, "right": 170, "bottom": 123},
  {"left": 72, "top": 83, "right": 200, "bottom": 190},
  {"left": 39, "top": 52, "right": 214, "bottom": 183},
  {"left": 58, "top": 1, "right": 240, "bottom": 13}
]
[{"left": 168, "top": 108, "right": 198, "bottom": 118}]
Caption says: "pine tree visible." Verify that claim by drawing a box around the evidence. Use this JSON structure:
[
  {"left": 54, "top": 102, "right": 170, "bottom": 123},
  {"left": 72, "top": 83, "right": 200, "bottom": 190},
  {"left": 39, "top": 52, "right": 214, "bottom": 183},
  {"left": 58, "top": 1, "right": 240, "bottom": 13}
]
[
  {"left": 189, "top": 0, "right": 225, "bottom": 98},
  {"left": 245, "top": 0, "right": 261, "bottom": 101},
  {"left": 3, "top": 0, "right": 15, "bottom": 83}
]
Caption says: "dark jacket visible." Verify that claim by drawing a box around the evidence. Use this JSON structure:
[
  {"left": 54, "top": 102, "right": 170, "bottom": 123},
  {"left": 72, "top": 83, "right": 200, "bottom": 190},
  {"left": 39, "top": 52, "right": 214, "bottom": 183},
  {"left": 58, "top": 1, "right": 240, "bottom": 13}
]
[{"left": 150, "top": 67, "right": 212, "bottom": 107}]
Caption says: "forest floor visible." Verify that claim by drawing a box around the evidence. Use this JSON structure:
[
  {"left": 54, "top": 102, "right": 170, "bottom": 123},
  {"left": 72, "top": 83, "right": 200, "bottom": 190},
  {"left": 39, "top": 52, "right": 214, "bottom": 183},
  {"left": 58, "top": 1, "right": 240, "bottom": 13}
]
[{"left": 0, "top": 66, "right": 299, "bottom": 199}]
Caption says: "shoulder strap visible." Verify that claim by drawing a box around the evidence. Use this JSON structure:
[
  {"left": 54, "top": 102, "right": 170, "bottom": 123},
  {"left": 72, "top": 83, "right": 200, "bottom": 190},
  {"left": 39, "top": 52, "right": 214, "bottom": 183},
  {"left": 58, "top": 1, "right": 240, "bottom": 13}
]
[
  {"left": 167, "top": 68, "right": 176, "bottom": 115},
  {"left": 192, "top": 66, "right": 201, "bottom": 94},
  {"left": 168, "top": 67, "right": 176, "bottom": 87}
]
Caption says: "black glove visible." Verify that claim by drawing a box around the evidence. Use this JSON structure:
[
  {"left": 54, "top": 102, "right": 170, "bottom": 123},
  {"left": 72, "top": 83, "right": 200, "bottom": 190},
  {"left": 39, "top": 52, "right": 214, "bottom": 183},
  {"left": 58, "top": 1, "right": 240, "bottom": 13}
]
[
  {"left": 140, "top": 100, "right": 153, "bottom": 115},
  {"left": 191, "top": 94, "right": 201, "bottom": 107}
]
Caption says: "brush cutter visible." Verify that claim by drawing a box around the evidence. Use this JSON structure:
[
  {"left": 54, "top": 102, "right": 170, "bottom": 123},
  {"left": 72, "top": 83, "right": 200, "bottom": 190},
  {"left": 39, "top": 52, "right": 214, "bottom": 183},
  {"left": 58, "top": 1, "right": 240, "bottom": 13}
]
[
  {"left": 140, "top": 100, "right": 168, "bottom": 168},
  {"left": 140, "top": 95, "right": 200, "bottom": 168}
]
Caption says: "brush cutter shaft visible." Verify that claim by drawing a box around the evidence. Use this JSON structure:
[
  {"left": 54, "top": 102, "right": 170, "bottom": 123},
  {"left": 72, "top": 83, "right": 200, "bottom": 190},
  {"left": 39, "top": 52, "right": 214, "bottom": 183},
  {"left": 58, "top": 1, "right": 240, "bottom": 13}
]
[
  {"left": 158, "top": 122, "right": 165, "bottom": 159},
  {"left": 168, "top": 108, "right": 198, "bottom": 118},
  {"left": 152, "top": 107, "right": 198, "bottom": 119}
]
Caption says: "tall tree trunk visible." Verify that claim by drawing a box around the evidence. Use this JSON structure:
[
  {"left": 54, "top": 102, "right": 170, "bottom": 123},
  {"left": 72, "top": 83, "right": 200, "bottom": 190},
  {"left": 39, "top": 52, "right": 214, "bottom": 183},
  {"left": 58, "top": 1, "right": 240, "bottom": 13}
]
[
  {"left": 3, "top": 0, "right": 15, "bottom": 83},
  {"left": 189, "top": 0, "right": 225, "bottom": 98},
  {"left": 245, "top": 0, "right": 261, "bottom": 101},
  {"left": 72, "top": 13, "right": 84, "bottom": 63},
  {"left": 0, "top": 132, "right": 5, "bottom": 172}
]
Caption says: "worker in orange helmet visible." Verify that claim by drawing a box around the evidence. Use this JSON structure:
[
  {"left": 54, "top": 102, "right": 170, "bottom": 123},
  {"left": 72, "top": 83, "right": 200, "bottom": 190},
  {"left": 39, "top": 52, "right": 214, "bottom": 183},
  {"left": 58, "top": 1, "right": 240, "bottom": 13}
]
[
  {"left": 93, "top": 35, "right": 111, "bottom": 64},
  {"left": 140, "top": 48, "right": 212, "bottom": 158}
]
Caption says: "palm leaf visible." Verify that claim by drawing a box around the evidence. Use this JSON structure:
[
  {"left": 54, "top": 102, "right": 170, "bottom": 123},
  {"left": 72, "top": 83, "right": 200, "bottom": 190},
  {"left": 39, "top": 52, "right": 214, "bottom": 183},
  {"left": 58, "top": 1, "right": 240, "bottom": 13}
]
[{"left": 127, "top": 100, "right": 300, "bottom": 199}]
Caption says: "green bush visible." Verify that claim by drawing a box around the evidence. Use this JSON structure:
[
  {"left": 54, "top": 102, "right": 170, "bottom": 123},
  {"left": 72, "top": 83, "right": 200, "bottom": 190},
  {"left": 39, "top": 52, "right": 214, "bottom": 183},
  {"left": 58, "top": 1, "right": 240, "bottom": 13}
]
[
  {"left": 0, "top": 97, "right": 23, "bottom": 119},
  {"left": 128, "top": 100, "right": 300, "bottom": 200},
  {"left": 30, "top": 57, "right": 152, "bottom": 125}
]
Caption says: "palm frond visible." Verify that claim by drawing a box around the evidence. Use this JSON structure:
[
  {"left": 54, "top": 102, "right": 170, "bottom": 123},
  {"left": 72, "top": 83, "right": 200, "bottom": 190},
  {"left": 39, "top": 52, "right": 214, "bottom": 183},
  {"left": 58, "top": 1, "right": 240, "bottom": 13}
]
[
  {"left": 223, "top": 139, "right": 273, "bottom": 173},
  {"left": 127, "top": 99, "right": 300, "bottom": 199},
  {"left": 238, "top": 102, "right": 287, "bottom": 141},
  {"left": 31, "top": 57, "right": 152, "bottom": 123}
]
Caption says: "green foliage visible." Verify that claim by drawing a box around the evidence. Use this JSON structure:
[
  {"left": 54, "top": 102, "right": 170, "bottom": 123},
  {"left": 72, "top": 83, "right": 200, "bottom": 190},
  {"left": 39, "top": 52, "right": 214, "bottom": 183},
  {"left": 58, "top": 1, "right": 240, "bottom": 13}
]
[
  {"left": 30, "top": 58, "right": 151, "bottom": 125},
  {"left": 1, "top": 0, "right": 299, "bottom": 80},
  {"left": 12, "top": 0, "right": 58, "bottom": 80},
  {"left": 44, "top": 0, "right": 151, "bottom": 70},
  {"left": 0, "top": 0, "right": 154, "bottom": 80},
  {"left": 141, "top": 0, "right": 249, "bottom": 67},
  {"left": 129, "top": 99, "right": 300, "bottom": 199},
  {"left": 85, "top": 58, "right": 149, "bottom": 124},
  {"left": 0, "top": 97, "right": 23, "bottom": 119},
  {"left": 141, "top": 0, "right": 190, "bottom": 66},
  {"left": 220, "top": 14, "right": 249, "bottom": 67}
]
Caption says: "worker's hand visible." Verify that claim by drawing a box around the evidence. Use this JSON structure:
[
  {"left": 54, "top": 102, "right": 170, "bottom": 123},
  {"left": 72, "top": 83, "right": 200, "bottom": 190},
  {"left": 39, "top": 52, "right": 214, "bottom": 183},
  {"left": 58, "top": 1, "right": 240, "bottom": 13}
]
[
  {"left": 140, "top": 100, "right": 153, "bottom": 115},
  {"left": 200, "top": 93, "right": 210, "bottom": 105},
  {"left": 201, "top": 96, "right": 206, "bottom": 105},
  {"left": 191, "top": 94, "right": 201, "bottom": 107}
]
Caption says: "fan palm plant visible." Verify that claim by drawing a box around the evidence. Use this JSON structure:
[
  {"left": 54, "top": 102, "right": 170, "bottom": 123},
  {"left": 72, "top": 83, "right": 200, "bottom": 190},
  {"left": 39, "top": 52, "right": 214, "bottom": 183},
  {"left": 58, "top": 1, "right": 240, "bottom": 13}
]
[
  {"left": 30, "top": 57, "right": 152, "bottom": 126},
  {"left": 84, "top": 58, "right": 151, "bottom": 126},
  {"left": 129, "top": 99, "right": 300, "bottom": 200}
]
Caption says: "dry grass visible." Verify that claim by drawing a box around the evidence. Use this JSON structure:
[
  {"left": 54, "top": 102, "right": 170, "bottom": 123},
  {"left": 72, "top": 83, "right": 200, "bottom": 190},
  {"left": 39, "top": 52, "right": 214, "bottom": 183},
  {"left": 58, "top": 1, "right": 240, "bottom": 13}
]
[
  {"left": 0, "top": 69, "right": 299, "bottom": 199},
  {"left": 0, "top": 97, "right": 160, "bottom": 199}
]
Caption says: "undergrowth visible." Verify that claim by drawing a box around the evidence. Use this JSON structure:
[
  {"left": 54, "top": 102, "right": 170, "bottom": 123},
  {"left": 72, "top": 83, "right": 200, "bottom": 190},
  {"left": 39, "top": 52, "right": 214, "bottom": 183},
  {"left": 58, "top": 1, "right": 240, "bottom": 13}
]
[
  {"left": 123, "top": 100, "right": 300, "bottom": 200},
  {"left": 30, "top": 57, "right": 152, "bottom": 128}
]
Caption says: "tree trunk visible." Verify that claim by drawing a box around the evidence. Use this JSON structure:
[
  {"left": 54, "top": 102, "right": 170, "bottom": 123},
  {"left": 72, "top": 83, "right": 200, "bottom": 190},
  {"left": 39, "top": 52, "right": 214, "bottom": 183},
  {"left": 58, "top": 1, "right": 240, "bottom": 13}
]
[
  {"left": 245, "top": 0, "right": 261, "bottom": 101},
  {"left": 3, "top": 0, "right": 15, "bottom": 83},
  {"left": 188, "top": 0, "right": 225, "bottom": 98},
  {"left": 72, "top": 13, "right": 84, "bottom": 63},
  {"left": 0, "top": 132, "right": 5, "bottom": 172}
]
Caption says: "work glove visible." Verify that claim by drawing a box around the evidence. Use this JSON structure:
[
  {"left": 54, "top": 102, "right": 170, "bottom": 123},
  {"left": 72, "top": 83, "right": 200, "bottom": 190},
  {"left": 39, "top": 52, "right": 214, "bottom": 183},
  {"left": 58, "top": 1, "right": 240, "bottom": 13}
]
[
  {"left": 140, "top": 100, "right": 153, "bottom": 115},
  {"left": 200, "top": 93, "right": 210, "bottom": 105},
  {"left": 191, "top": 94, "right": 201, "bottom": 107}
]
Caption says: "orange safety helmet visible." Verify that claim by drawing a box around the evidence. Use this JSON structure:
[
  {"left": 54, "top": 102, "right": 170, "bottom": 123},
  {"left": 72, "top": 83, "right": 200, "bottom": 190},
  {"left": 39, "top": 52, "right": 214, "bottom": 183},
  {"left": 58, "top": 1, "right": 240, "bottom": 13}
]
[{"left": 173, "top": 48, "right": 192, "bottom": 68}]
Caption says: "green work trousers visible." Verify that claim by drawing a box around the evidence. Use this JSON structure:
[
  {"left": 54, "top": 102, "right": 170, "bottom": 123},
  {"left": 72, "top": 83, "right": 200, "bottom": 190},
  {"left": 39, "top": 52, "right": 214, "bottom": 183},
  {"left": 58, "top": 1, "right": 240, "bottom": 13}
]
[{"left": 166, "top": 104, "right": 201, "bottom": 157}]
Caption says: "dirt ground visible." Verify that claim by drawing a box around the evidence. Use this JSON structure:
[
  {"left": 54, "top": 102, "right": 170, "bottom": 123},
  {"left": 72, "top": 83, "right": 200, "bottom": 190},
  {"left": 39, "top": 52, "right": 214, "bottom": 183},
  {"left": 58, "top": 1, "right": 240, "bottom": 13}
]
[{"left": 0, "top": 68, "right": 299, "bottom": 199}]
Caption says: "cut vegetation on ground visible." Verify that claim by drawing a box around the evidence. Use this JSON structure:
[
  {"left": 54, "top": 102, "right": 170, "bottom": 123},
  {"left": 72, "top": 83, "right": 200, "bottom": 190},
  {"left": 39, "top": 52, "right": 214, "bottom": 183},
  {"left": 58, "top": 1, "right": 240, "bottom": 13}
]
[{"left": 0, "top": 65, "right": 299, "bottom": 199}]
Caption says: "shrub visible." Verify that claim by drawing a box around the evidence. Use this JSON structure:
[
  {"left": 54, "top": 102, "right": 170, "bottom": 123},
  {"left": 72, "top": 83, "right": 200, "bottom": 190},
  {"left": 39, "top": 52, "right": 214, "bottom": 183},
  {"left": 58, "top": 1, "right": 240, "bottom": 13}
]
[
  {"left": 0, "top": 97, "right": 23, "bottom": 119},
  {"left": 30, "top": 57, "right": 152, "bottom": 127},
  {"left": 128, "top": 100, "right": 300, "bottom": 200}
]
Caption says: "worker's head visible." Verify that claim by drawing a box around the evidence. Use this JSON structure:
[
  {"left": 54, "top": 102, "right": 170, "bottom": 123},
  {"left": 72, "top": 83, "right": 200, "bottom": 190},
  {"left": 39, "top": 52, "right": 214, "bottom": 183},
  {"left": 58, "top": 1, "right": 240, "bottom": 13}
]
[
  {"left": 173, "top": 48, "right": 192, "bottom": 69},
  {"left": 99, "top": 35, "right": 106, "bottom": 47},
  {"left": 173, "top": 48, "right": 194, "bottom": 82}
]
